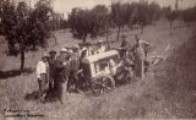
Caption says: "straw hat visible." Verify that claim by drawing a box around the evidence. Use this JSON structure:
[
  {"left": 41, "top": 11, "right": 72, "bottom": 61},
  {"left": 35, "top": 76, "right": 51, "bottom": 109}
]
[
  {"left": 98, "top": 40, "right": 104, "bottom": 43},
  {"left": 60, "top": 48, "right": 67, "bottom": 53},
  {"left": 72, "top": 44, "right": 80, "bottom": 49}
]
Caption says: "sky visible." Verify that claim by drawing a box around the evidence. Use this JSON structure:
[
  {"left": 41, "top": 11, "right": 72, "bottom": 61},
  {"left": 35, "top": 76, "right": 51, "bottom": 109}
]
[
  {"left": 50, "top": 0, "right": 196, "bottom": 18},
  {"left": 13, "top": 0, "right": 196, "bottom": 18}
]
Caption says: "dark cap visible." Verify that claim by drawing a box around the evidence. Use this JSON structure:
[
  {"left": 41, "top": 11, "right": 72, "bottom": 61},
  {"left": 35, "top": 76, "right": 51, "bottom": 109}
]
[{"left": 49, "top": 50, "right": 57, "bottom": 55}]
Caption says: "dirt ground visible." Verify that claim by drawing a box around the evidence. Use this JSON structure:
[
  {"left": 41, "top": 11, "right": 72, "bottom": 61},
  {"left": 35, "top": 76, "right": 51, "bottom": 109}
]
[{"left": 0, "top": 20, "right": 196, "bottom": 119}]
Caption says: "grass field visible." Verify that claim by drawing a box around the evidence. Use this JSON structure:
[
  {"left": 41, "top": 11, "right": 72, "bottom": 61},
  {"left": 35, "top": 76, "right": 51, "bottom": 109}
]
[{"left": 0, "top": 19, "right": 196, "bottom": 119}]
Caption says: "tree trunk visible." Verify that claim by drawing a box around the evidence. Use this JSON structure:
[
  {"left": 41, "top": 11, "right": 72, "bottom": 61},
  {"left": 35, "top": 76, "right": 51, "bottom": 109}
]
[
  {"left": 51, "top": 32, "right": 57, "bottom": 45},
  {"left": 82, "top": 35, "right": 87, "bottom": 43},
  {"left": 33, "top": 44, "right": 36, "bottom": 50},
  {"left": 141, "top": 25, "right": 144, "bottom": 34},
  {"left": 116, "top": 26, "right": 121, "bottom": 41},
  {"left": 130, "top": 24, "right": 133, "bottom": 30},
  {"left": 187, "top": 22, "right": 190, "bottom": 28},
  {"left": 20, "top": 49, "right": 25, "bottom": 70},
  {"left": 170, "top": 21, "right": 173, "bottom": 29},
  {"left": 106, "top": 31, "right": 110, "bottom": 49}
]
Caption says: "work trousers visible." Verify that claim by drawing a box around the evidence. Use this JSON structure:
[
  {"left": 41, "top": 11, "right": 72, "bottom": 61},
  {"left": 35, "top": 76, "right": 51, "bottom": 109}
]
[
  {"left": 55, "top": 75, "right": 69, "bottom": 104},
  {"left": 69, "top": 71, "right": 80, "bottom": 91},
  {"left": 38, "top": 74, "right": 47, "bottom": 100},
  {"left": 135, "top": 58, "right": 144, "bottom": 79},
  {"left": 49, "top": 73, "right": 55, "bottom": 91}
]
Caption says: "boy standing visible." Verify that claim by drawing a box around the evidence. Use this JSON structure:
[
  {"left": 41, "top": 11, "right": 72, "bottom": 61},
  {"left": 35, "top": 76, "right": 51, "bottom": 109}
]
[{"left": 36, "top": 53, "right": 49, "bottom": 102}]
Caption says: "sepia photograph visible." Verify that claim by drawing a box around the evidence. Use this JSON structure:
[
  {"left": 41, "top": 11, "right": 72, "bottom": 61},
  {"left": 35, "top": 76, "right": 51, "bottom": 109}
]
[{"left": 0, "top": 0, "right": 196, "bottom": 119}]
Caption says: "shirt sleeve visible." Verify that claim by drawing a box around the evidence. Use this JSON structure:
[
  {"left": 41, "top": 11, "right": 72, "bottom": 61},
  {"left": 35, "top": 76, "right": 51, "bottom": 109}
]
[
  {"left": 140, "top": 40, "right": 151, "bottom": 46},
  {"left": 36, "top": 61, "right": 41, "bottom": 78},
  {"left": 36, "top": 61, "right": 47, "bottom": 78}
]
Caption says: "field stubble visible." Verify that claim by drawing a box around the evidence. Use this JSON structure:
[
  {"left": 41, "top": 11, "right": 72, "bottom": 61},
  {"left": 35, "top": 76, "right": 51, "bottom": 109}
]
[{"left": 0, "top": 21, "right": 196, "bottom": 119}]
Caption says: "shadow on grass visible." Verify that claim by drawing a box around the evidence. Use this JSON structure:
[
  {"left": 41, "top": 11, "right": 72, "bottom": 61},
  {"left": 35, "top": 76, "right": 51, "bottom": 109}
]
[
  {"left": 25, "top": 91, "right": 39, "bottom": 100},
  {"left": 25, "top": 89, "right": 58, "bottom": 103},
  {"left": 154, "top": 29, "right": 196, "bottom": 117},
  {"left": 0, "top": 67, "right": 34, "bottom": 79}
]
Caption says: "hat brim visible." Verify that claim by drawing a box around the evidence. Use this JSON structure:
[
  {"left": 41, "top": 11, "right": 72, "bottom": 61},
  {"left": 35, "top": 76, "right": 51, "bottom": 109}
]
[
  {"left": 49, "top": 51, "right": 57, "bottom": 55},
  {"left": 42, "top": 56, "right": 48, "bottom": 58},
  {"left": 60, "top": 50, "right": 67, "bottom": 53}
]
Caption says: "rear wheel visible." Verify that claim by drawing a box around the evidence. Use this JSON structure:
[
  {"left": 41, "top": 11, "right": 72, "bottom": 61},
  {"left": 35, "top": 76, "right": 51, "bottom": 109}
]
[
  {"left": 125, "top": 73, "right": 132, "bottom": 83},
  {"left": 91, "top": 76, "right": 116, "bottom": 96},
  {"left": 91, "top": 80, "right": 102, "bottom": 96},
  {"left": 102, "top": 76, "right": 115, "bottom": 93}
]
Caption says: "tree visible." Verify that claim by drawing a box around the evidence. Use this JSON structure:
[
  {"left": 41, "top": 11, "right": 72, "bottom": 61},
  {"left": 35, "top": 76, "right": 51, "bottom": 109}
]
[
  {"left": 50, "top": 13, "right": 64, "bottom": 30},
  {"left": 148, "top": 2, "right": 161, "bottom": 22},
  {"left": 92, "top": 5, "right": 112, "bottom": 47},
  {"left": 28, "top": 0, "right": 54, "bottom": 49},
  {"left": 0, "top": 0, "right": 6, "bottom": 34},
  {"left": 181, "top": 7, "right": 196, "bottom": 27},
  {"left": 136, "top": 2, "right": 151, "bottom": 34},
  {"left": 111, "top": 2, "right": 133, "bottom": 41},
  {"left": 68, "top": 8, "right": 92, "bottom": 43},
  {"left": 1, "top": 0, "right": 53, "bottom": 70},
  {"left": 68, "top": 6, "right": 109, "bottom": 43},
  {"left": 127, "top": 2, "right": 139, "bottom": 30},
  {"left": 1, "top": 0, "right": 20, "bottom": 56},
  {"left": 91, "top": 5, "right": 109, "bottom": 37},
  {"left": 166, "top": 8, "right": 178, "bottom": 29}
]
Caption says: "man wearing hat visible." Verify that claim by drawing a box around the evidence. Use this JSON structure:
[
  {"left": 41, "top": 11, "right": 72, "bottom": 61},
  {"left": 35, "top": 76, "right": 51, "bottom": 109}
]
[
  {"left": 48, "top": 50, "right": 57, "bottom": 92},
  {"left": 36, "top": 53, "right": 49, "bottom": 102},
  {"left": 132, "top": 35, "right": 151, "bottom": 79},
  {"left": 54, "top": 48, "right": 71, "bottom": 104},
  {"left": 120, "top": 35, "right": 130, "bottom": 58},
  {"left": 97, "top": 40, "right": 106, "bottom": 53},
  {"left": 80, "top": 42, "right": 93, "bottom": 58},
  {"left": 68, "top": 44, "right": 81, "bottom": 93}
]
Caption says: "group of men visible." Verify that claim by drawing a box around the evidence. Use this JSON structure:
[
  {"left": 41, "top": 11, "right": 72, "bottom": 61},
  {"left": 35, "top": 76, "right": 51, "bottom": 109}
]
[
  {"left": 36, "top": 45, "right": 80, "bottom": 104},
  {"left": 35, "top": 35, "right": 151, "bottom": 104},
  {"left": 36, "top": 41, "right": 107, "bottom": 104},
  {"left": 120, "top": 35, "right": 152, "bottom": 80}
]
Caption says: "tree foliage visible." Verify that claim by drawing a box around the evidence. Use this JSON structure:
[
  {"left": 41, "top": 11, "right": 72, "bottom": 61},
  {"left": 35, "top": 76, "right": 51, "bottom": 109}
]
[
  {"left": 164, "top": 7, "right": 178, "bottom": 29},
  {"left": 0, "top": 0, "right": 6, "bottom": 34},
  {"left": 68, "top": 8, "right": 93, "bottom": 42},
  {"left": 28, "top": 0, "right": 53, "bottom": 48},
  {"left": 111, "top": 2, "right": 133, "bottom": 40},
  {"left": 148, "top": 2, "right": 161, "bottom": 22},
  {"left": 1, "top": 0, "right": 54, "bottom": 70},
  {"left": 135, "top": 2, "right": 151, "bottom": 33},
  {"left": 1, "top": 0, "right": 20, "bottom": 56},
  {"left": 68, "top": 1, "right": 162, "bottom": 43},
  {"left": 91, "top": 5, "right": 110, "bottom": 36},
  {"left": 68, "top": 5, "right": 110, "bottom": 43},
  {"left": 181, "top": 6, "right": 196, "bottom": 26}
]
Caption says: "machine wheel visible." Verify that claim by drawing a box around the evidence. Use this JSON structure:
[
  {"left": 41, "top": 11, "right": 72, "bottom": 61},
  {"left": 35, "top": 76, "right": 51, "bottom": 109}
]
[
  {"left": 91, "top": 80, "right": 102, "bottom": 96},
  {"left": 125, "top": 73, "right": 132, "bottom": 84},
  {"left": 91, "top": 76, "right": 115, "bottom": 96},
  {"left": 102, "top": 76, "right": 116, "bottom": 93}
]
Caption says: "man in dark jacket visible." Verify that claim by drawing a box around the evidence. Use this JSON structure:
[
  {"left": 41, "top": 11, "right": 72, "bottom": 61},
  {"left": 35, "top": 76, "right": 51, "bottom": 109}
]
[
  {"left": 120, "top": 35, "right": 131, "bottom": 58},
  {"left": 54, "top": 48, "right": 70, "bottom": 104},
  {"left": 69, "top": 45, "right": 81, "bottom": 93},
  {"left": 48, "top": 50, "right": 57, "bottom": 92}
]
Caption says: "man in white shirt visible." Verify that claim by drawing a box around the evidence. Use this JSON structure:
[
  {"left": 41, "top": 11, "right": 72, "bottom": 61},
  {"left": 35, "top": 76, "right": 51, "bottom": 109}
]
[
  {"left": 135, "top": 35, "right": 152, "bottom": 59},
  {"left": 36, "top": 53, "right": 48, "bottom": 102},
  {"left": 133, "top": 35, "right": 152, "bottom": 79},
  {"left": 80, "top": 42, "right": 93, "bottom": 58}
]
